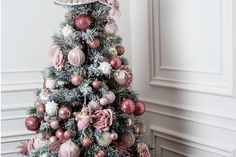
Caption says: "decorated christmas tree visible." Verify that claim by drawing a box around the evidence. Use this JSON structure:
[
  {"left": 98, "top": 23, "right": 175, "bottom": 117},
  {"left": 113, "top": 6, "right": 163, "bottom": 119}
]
[{"left": 17, "top": 0, "right": 151, "bottom": 156}]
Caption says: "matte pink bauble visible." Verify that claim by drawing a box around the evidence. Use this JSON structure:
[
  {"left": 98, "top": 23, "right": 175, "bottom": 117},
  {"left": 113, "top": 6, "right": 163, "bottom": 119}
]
[
  {"left": 99, "top": 97, "right": 109, "bottom": 106},
  {"left": 134, "top": 101, "right": 146, "bottom": 116},
  {"left": 104, "top": 91, "right": 116, "bottom": 104},
  {"left": 64, "top": 130, "right": 72, "bottom": 139},
  {"left": 82, "top": 137, "right": 92, "bottom": 148},
  {"left": 59, "top": 140, "right": 80, "bottom": 157},
  {"left": 89, "top": 38, "right": 101, "bottom": 49},
  {"left": 120, "top": 99, "right": 136, "bottom": 115},
  {"left": 58, "top": 107, "right": 71, "bottom": 120},
  {"left": 36, "top": 104, "right": 45, "bottom": 115},
  {"left": 49, "top": 136, "right": 57, "bottom": 143},
  {"left": 71, "top": 75, "right": 84, "bottom": 86},
  {"left": 110, "top": 133, "right": 118, "bottom": 140},
  {"left": 56, "top": 129, "right": 64, "bottom": 139},
  {"left": 105, "top": 23, "right": 118, "bottom": 35},
  {"left": 95, "top": 150, "right": 105, "bottom": 157},
  {"left": 116, "top": 45, "right": 125, "bottom": 56},
  {"left": 109, "top": 57, "right": 122, "bottom": 69},
  {"left": 50, "top": 120, "right": 60, "bottom": 130},
  {"left": 92, "top": 80, "right": 101, "bottom": 89},
  {"left": 68, "top": 47, "right": 85, "bottom": 66},
  {"left": 75, "top": 14, "right": 92, "bottom": 30},
  {"left": 25, "top": 116, "right": 41, "bottom": 131}
]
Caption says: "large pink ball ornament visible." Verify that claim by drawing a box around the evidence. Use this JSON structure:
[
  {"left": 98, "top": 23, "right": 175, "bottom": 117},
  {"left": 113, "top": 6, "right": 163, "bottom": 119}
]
[
  {"left": 25, "top": 116, "right": 41, "bottom": 131},
  {"left": 134, "top": 101, "right": 146, "bottom": 116},
  {"left": 68, "top": 47, "right": 85, "bottom": 66},
  {"left": 120, "top": 99, "right": 136, "bottom": 115},
  {"left": 59, "top": 140, "right": 80, "bottom": 157},
  {"left": 104, "top": 91, "right": 116, "bottom": 104},
  {"left": 109, "top": 57, "right": 122, "bottom": 70},
  {"left": 58, "top": 106, "right": 71, "bottom": 120},
  {"left": 75, "top": 14, "right": 92, "bottom": 30}
]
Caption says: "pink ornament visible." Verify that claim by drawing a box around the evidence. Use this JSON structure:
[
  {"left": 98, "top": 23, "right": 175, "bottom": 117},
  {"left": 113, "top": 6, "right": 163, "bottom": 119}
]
[
  {"left": 25, "top": 116, "right": 41, "bottom": 131},
  {"left": 68, "top": 47, "right": 85, "bottom": 66},
  {"left": 114, "top": 70, "right": 128, "bottom": 85},
  {"left": 71, "top": 74, "right": 84, "bottom": 86},
  {"left": 50, "top": 120, "right": 60, "bottom": 130},
  {"left": 110, "top": 57, "right": 122, "bottom": 69},
  {"left": 56, "top": 129, "right": 64, "bottom": 139},
  {"left": 59, "top": 140, "right": 80, "bottom": 157},
  {"left": 134, "top": 101, "right": 146, "bottom": 116},
  {"left": 49, "top": 136, "right": 57, "bottom": 143},
  {"left": 88, "top": 100, "right": 101, "bottom": 112},
  {"left": 36, "top": 104, "right": 45, "bottom": 115},
  {"left": 34, "top": 100, "right": 43, "bottom": 107},
  {"left": 52, "top": 49, "right": 64, "bottom": 71},
  {"left": 92, "top": 80, "right": 101, "bottom": 89},
  {"left": 137, "top": 143, "right": 151, "bottom": 157},
  {"left": 104, "top": 91, "right": 116, "bottom": 104},
  {"left": 75, "top": 14, "right": 92, "bottom": 30},
  {"left": 99, "top": 97, "right": 108, "bottom": 106},
  {"left": 116, "top": 45, "right": 125, "bottom": 56},
  {"left": 82, "top": 137, "right": 92, "bottom": 148},
  {"left": 89, "top": 38, "right": 101, "bottom": 49},
  {"left": 95, "top": 150, "right": 105, "bottom": 157},
  {"left": 110, "top": 132, "right": 118, "bottom": 140},
  {"left": 77, "top": 118, "right": 90, "bottom": 131},
  {"left": 92, "top": 109, "right": 113, "bottom": 131},
  {"left": 120, "top": 99, "right": 135, "bottom": 115},
  {"left": 64, "top": 130, "right": 72, "bottom": 139},
  {"left": 58, "top": 106, "right": 71, "bottom": 120},
  {"left": 105, "top": 23, "right": 118, "bottom": 35}
]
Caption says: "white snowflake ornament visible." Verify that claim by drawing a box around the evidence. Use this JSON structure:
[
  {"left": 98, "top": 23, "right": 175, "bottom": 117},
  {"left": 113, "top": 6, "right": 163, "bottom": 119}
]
[
  {"left": 45, "top": 78, "right": 57, "bottom": 89},
  {"left": 98, "top": 62, "right": 112, "bottom": 75},
  {"left": 45, "top": 101, "right": 58, "bottom": 116},
  {"left": 62, "top": 24, "right": 74, "bottom": 37}
]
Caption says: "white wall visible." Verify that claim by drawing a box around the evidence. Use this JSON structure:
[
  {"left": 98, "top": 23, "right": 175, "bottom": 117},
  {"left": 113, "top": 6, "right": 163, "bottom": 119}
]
[
  {"left": 129, "top": 0, "right": 236, "bottom": 157},
  {"left": 1, "top": 0, "right": 131, "bottom": 156}
]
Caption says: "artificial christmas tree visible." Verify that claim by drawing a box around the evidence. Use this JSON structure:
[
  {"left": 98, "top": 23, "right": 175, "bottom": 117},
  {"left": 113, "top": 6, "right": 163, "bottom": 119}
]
[{"left": 17, "top": 0, "right": 151, "bottom": 156}]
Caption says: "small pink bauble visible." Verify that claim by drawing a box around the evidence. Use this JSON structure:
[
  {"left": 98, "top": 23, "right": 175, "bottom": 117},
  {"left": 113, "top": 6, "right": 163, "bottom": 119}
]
[
  {"left": 88, "top": 101, "right": 101, "bottom": 112},
  {"left": 75, "top": 14, "right": 92, "bottom": 30},
  {"left": 71, "top": 74, "right": 84, "bottom": 86},
  {"left": 34, "top": 100, "right": 43, "bottom": 107},
  {"left": 55, "top": 129, "right": 64, "bottom": 139},
  {"left": 49, "top": 136, "right": 57, "bottom": 143},
  {"left": 105, "top": 23, "right": 118, "bottom": 35},
  {"left": 36, "top": 104, "right": 45, "bottom": 115},
  {"left": 104, "top": 91, "right": 116, "bottom": 104},
  {"left": 64, "top": 130, "right": 72, "bottom": 139},
  {"left": 114, "top": 70, "right": 129, "bottom": 85},
  {"left": 58, "top": 107, "right": 71, "bottom": 120},
  {"left": 109, "top": 57, "right": 122, "bottom": 69},
  {"left": 134, "top": 101, "right": 146, "bottom": 116},
  {"left": 110, "top": 133, "right": 118, "bottom": 140},
  {"left": 82, "top": 137, "right": 92, "bottom": 148},
  {"left": 92, "top": 80, "right": 101, "bottom": 89},
  {"left": 99, "top": 97, "right": 109, "bottom": 106},
  {"left": 25, "top": 116, "right": 41, "bottom": 131},
  {"left": 68, "top": 47, "right": 85, "bottom": 66},
  {"left": 95, "top": 150, "right": 105, "bottom": 157},
  {"left": 116, "top": 45, "right": 125, "bottom": 56},
  {"left": 89, "top": 38, "right": 101, "bottom": 49},
  {"left": 50, "top": 120, "right": 60, "bottom": 130},
  {"left": 120, "top": 99, "right": 136, "bottom": 115}
]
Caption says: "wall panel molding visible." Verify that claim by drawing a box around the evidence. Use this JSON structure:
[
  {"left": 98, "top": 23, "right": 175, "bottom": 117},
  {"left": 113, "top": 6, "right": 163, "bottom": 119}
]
[
  {"left": 148, "top": 0, "right": 234, "bottom": 96},
  {"left": 150, "top": 125, "right": 236, "bottom": 157}
]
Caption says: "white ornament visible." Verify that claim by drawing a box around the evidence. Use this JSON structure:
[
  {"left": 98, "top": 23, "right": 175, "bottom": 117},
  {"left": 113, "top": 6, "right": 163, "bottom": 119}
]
[
  {"left": 45, "top": 78, "right": 56, "bottom": 89},
  {"left": 45, "top": 101, "right": 58, "bottom": 116},
  {"left": 39, "top": 90, "right": 50, "bottom": 102},
  {"left": 104, "top": 91, "right": 116, "bottom": 104},
  {"left": 62, "top": 24, "right": 74, "bottom": 37},
  {"left": 109, "top": 48, "right": 118, "bottom": 56},
  {"left": 98, "top": 62, "right": 112, "bottom": 75}
]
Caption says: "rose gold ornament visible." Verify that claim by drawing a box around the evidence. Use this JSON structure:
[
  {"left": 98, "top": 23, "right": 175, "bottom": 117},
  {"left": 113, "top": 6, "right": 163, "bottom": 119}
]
[
  {"left": 89, "top": 38, "right": 101, "bottom": 49},
  {"left": 109, "top": 57, "right": 122, "bottom": 69},
  {"left": 105, "top": 23, "right": 118, "bottom": 35},
  {"left": 75, "top": 14, "right": 92, "bottom": 30},
  {"left": 58, "top": 106, "right": 71, "bottom": 120},
  {"left": 121, "top": 132, "right": 135, "bottom": 147},
  {"left": 114, "top": 70, "right": 128, "bottom": 85},
  {"left": 25, "top": 116, "right": 41, "bottom": 131},
  {"left": 55, "top": 129, "right": 64, "bottom": 139},
  {"left": 82, "top": 137, "right": 92, "bottom": 148},
  {"left": 116, "top": 45, "right": 125, "bottom": 56},
  {"left": 134, "top": 101, "right": 146, "bottom": 116},
  {"left": 99, "top": 97, "right": 109, "bottom": 106},
  {"left": 68, "top": 47, "right": 85, "bottom": 66},
  {"left": 92, "top": 80, "right": 101, "bottom": 89},
  {"left": 120, "top": 99, "right": 136, "bottom": 115},
  {"left": 110, "top": 132, "right": 118, "bottom": 140},
  {"left": 71, "top": 74, "right": 84, "bottom": 86},
  {"left": 104, "top": 91, "right": 116, "bottom": 104},
  {"left": 50, "top": 120, "right": 60, "bottom": 130},
  {"left": 36, "top": 104, "right": 45, "bottom": 115},
  {"left": 49, "top": 136, "right": 57, "bottom": 143},
  {"left": 64, "top": 130, "right": 72, "bottom": 139},
  {"left": 95, "top": 150, "right": 105, "bottom": 157}
]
